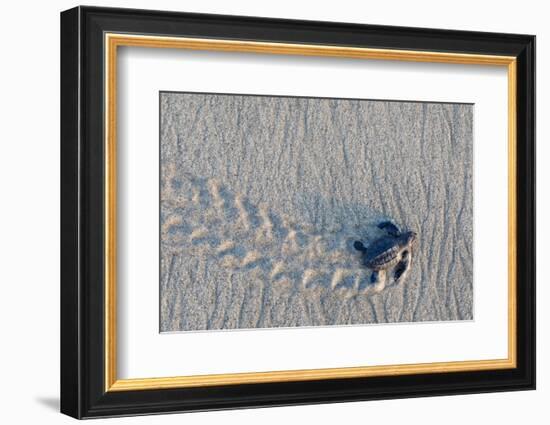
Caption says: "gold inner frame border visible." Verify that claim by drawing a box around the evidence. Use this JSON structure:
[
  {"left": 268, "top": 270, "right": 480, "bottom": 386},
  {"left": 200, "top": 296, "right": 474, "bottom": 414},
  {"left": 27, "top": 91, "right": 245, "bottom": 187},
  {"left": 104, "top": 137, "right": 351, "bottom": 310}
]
[{"left": 104, "top": 33, "right": 517, "bottom": 392}]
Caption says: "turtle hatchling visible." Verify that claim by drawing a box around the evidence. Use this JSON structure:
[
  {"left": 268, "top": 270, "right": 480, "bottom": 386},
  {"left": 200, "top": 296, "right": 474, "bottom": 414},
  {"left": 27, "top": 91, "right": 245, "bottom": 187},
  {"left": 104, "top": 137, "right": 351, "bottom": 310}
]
[{"left": 353, "top": 221, "right": 417, "bottom": 286}]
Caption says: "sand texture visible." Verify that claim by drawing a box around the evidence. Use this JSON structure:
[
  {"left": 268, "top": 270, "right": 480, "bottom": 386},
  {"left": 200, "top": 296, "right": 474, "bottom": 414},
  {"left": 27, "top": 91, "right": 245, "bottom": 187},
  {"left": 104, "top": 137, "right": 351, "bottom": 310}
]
[{"left": 160, "top": 92, "right": 473, "bottom": 332}]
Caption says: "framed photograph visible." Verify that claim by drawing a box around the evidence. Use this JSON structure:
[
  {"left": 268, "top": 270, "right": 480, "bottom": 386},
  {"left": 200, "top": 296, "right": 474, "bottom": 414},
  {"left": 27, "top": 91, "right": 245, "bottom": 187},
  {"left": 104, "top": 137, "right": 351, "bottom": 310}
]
[{"left": 60, "top": 6, "right": 535, "bottom": 419}]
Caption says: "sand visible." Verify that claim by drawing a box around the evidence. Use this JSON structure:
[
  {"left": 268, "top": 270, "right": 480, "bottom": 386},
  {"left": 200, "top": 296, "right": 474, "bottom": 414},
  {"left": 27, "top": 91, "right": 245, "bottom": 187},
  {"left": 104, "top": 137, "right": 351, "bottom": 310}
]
[{"left": 159, "top": 92, "right": 473, "bottom": 332}]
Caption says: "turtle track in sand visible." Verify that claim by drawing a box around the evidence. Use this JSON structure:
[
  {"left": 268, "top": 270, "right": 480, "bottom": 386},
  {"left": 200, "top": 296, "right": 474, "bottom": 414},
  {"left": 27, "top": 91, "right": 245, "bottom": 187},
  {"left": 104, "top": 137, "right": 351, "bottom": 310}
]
[{"left": 161, "top": 174, "right": 400, "bottom": 296}]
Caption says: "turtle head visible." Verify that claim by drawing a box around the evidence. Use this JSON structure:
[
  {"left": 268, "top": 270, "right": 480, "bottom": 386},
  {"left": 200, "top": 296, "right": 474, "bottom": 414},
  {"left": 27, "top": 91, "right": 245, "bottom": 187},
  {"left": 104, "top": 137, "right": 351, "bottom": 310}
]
[{"left": 403, "top": 230, "right": 418, "bottom": 247}]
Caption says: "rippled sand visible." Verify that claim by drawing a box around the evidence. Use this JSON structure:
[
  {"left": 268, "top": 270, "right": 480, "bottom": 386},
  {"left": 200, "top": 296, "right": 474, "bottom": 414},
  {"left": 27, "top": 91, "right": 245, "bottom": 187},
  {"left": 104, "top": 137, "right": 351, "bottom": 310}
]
[{"left": 159, "top": 92, "right": 473, "bottom": 332}]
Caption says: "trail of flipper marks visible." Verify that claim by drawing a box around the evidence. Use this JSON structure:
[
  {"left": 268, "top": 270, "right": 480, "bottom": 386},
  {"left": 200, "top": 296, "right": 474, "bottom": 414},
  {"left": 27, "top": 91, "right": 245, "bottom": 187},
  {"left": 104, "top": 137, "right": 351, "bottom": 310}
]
[{"left": 161, "top": 174, "right": 392, "bottom": 297}]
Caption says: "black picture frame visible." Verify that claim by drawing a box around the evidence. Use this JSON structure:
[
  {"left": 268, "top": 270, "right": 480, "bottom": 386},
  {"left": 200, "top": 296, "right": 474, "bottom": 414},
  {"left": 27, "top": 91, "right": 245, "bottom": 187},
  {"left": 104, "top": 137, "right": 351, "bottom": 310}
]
[{"left": 61, "top": 5, "right": 535, "bottom": 419}]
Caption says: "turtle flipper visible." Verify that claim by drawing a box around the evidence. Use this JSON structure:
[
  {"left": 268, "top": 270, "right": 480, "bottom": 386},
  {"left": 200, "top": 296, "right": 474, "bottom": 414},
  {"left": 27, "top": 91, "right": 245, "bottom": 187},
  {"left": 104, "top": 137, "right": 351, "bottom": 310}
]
[
  {"left": 378, "top": 220, "right": 400, "bottom": 236},
  {"left": 370, "top": 269, "right": 386, "bottom": 292},
  {"left": 353, "top": 240, "right": 367, "bottom": 252},
  {"left": 393, "top": 250, "right": 411, "bottom": 283}
]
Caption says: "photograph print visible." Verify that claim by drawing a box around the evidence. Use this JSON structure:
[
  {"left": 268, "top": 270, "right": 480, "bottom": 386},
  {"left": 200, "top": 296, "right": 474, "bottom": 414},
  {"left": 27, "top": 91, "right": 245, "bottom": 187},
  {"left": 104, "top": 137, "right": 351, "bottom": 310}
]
[{"left": 159, "top": 92, "right": 473, "bottom": 332}]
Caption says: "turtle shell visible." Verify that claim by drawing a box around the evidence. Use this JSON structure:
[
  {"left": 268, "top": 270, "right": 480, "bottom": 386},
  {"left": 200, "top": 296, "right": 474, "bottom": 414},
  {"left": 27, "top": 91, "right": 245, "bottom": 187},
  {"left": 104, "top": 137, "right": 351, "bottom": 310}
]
[{"left": 363, "top": 236, "right": 403, "bottom": 270}]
